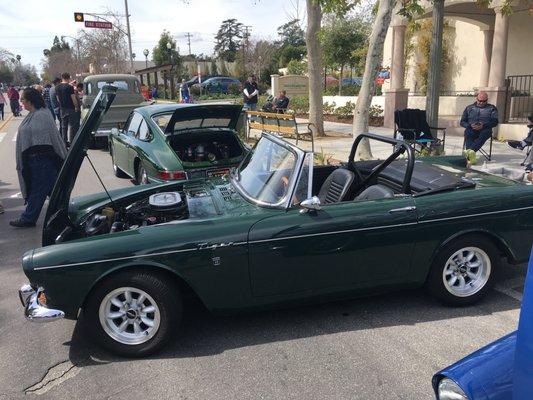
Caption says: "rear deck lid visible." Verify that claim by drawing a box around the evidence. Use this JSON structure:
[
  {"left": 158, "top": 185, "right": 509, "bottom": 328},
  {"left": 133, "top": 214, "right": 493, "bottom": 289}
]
[{"left": 163, "top": 104, "right": 242, "bottom": 134}]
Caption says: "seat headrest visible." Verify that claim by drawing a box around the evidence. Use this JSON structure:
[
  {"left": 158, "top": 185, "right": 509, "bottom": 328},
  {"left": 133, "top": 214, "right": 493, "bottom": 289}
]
[{"left": 355, "top": 184, "right": 394, "bottom": 201}]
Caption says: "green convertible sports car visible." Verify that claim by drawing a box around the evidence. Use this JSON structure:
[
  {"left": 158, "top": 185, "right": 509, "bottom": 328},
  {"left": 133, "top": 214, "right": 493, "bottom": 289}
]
[
  {"left": 18, "top": 86, "right": 533, "bottom": 357},
  {"left": 108, "top": 103, "right": 247, "bottom": 184}
]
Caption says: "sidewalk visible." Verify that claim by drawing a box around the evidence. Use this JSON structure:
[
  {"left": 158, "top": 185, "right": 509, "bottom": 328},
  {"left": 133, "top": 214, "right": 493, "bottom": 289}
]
[{"left": 250, "top": 118, "right": 531, "bottom": 180}]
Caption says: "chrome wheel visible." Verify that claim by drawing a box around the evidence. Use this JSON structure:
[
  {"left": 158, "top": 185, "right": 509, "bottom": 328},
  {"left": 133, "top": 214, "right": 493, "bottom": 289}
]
[
  {"left": 99, "top": 287, "right": 160, "bottom": 345},
  {"left": 442, "top": 247, "right": 491, "bottom": 297}
]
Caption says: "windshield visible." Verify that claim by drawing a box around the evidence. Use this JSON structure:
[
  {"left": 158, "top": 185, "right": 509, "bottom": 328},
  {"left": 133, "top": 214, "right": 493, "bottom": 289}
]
[{"left": 234, "top": 137, "right": 299, "bottom": 206}]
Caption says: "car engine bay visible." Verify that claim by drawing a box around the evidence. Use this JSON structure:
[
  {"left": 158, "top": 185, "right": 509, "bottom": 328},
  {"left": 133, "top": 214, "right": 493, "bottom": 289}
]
[
  {"left": 167, "top": 131, "right": 244, "bottom": 164},
  {"left": 81, "top": 184, "right": 225, "bottom": 238}
]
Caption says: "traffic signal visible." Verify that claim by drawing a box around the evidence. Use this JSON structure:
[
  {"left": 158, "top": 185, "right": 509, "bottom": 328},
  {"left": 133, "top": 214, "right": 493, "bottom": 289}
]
[{"left": 74, "top": 12, "right": 84, "bottom": 22}]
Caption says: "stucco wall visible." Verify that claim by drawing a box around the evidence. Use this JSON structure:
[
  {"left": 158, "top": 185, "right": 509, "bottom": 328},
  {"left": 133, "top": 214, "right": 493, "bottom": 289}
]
[
  {"left": 382, "top": 6, "right": 533, "bottom": 93},
  {"left": 506, "top": 10, "right": 533, "bottom": 76}
]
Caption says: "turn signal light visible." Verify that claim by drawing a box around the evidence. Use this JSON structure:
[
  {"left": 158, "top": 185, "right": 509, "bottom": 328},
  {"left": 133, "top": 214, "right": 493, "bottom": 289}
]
[
  {"left": 157, "top": 170, "right": 187, "bottom": 181},
  {"left": 37, "top": 291, "right": 47, "bottom": 306}
]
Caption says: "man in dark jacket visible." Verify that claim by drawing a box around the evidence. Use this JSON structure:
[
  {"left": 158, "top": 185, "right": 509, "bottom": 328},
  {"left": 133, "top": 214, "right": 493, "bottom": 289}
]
[
  {"left": 243, "top": 75, "right": 258, "bottom": 111},
  {"left": 460, "top": 91, "right": 498, "bottom": 165}
]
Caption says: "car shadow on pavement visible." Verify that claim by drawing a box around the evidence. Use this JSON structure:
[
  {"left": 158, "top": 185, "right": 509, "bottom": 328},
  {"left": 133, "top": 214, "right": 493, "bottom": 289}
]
[{"left": 65, "top": 286, "right": 522, "bottom": 365}]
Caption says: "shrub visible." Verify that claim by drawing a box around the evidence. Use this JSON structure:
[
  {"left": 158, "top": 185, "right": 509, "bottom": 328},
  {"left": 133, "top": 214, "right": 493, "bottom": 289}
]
[
  {"left": 324, "top": 84, "right": 361, "bottom": 96},
  {"left": 323, "top": 101, "right": 336, "bottom": 114},
  {"left": 287, "top": 95, "right": 309, "bottom": 114},
  {"left": 369, "top": 105, "right": 384, "bottom": 117},
  {"left": 335, "top": 101, "right": 355, "bottom": 119}
]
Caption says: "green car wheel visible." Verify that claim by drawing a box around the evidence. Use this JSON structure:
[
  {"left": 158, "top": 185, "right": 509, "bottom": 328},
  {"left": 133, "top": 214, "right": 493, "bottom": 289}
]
[
  {"left": 110, "top": 146, "right": 128, "bottom": 179},
  {"left": 84, "top": 270, "right": 182, "bottom": 357},
  {"left": 137, "top": 163, "right": 149, "bottom": 185},
  {"left": 426, "top": 235, "right": 500, "bottom": 306}
]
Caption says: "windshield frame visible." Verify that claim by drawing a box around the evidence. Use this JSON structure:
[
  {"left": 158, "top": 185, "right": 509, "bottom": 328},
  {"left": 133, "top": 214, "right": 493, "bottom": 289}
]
[{"left": 231, "top": 133, "right": 306, "bottom": 209}]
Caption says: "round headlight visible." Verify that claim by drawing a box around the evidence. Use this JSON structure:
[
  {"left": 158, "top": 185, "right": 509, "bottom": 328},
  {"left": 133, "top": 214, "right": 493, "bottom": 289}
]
[{"left": 438, "top": 378, "right": 469, "bottom": 400}]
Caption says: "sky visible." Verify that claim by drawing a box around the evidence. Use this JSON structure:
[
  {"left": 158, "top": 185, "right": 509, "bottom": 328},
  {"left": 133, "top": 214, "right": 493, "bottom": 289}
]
[{"left": 0, "top": 0, "right": 305, "bottom": 73}]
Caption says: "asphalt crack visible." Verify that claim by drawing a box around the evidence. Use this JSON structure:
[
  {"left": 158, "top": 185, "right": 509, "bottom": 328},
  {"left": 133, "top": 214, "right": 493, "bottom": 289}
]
[{"left": 24, "top": 360, "right": 82, "bottom": 395}]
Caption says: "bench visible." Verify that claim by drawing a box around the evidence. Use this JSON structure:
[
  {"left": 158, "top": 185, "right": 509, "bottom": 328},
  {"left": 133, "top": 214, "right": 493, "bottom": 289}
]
[{"left": 246, "top": 111, "right": 315, "bottom": 151}]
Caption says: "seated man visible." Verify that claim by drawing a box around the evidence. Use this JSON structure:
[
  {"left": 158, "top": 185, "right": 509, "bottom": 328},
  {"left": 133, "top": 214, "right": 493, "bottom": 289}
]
[
  {"left": 460, "top": 91, "right": 498, "bottom": 165},
  {"left": 273, "top": 90, "right": 289, "bottom": 113}
]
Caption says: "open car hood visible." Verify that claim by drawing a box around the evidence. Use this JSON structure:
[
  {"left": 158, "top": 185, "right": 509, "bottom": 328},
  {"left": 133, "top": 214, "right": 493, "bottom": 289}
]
[
  {"left": 42, "top": 86, "right": 116, "bottom": 246},
  {"left": 164, "top": 104, "right": 242, "bottom": 133}
]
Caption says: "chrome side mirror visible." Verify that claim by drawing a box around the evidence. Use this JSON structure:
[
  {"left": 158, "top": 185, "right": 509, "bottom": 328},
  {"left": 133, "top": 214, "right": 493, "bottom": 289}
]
[{"left": 300, "top": 196, "right": 321, "bottom": 213}]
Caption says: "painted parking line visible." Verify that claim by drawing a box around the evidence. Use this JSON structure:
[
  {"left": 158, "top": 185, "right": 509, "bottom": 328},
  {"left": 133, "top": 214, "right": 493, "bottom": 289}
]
[
  {"left": 494, "top": 285, "right": 523, "bottom": 302},
  {"left": 0, "top": 132, "right": 6, "bottom": 143},
  {"left": 494, "top": 276, "right": 525, "bottom": 301}
]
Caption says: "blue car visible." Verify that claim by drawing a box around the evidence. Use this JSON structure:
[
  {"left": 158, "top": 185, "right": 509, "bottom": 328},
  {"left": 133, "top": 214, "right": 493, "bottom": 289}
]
[
  {"left": 195, "top": 77, "right": 241, "bottom": 94},
  {"left": 432, "top": 249, "right": 533, "bottom": 400}
]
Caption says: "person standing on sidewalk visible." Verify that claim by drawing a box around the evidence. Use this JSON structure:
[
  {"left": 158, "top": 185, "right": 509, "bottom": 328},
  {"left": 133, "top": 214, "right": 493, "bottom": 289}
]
[
  {"left": 49, "top": 77, "right": 61, "bottom": 123},
  {"left": 0, "top": 88, "right": 5, "bottom": 120},
  {"left": 55, "top": 72, "right": 80, "bottom": 146},
  {"left": 243, "top": 75, "right": 258, "bottom": 111},
  {"left": 10, "top": 88, "right": 67, "bottom": 228},
  {"left": 7, "top": 85, "right": 20, "bottom": 117}
]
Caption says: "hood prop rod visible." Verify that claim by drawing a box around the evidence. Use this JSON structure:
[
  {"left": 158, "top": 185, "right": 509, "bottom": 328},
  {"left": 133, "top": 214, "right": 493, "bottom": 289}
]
[{"left": 85, "top": 153, "right": 117, "bottom": 210}]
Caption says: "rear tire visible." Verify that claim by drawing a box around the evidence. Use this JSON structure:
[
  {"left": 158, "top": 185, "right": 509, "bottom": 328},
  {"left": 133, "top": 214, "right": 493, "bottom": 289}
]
[
  {"left": 426, "top": 235, "right": 500, "bottom": 306},
  {"left": 137, "top": 162, "right": 149, "bottom": 185},
  {"left": 84, "top": 270, "right": 181, "bottom": 357},
  {"left": 110, "top": 146, "right": 128, "bottom": 178}
]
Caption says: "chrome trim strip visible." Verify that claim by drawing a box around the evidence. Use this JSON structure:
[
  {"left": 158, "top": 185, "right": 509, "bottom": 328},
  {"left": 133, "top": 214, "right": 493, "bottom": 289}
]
[
  {"left": 33, "top": 241, "right": 250, "bottom": 271},
  {"left": 418, "top": 204, "right": 533, "bottom": 224},
  {"left": 248, "top": 221, "right": 419, "bottom": 244},
  {"left": 33, "top": 247, "right": 199, "bottom": 271}
]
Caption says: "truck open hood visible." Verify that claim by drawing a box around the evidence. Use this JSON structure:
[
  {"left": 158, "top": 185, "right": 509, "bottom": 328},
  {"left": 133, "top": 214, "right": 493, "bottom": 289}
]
[
  {"left": 164, "top": 104, "right": 242, "bottom": 133},
  {"left": 42, "top": 86, "right": 116, "bottom": 246}
]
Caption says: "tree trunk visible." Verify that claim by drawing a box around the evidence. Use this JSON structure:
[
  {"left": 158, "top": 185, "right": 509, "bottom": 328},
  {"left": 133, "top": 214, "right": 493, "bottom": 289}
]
[
  {"left": 338, "top": 65, "right": 344, "bottom": 96},
  {"left": 306, "top": 0, "right": 325, "bottom": 137},
  {"left": 352, "top": 0, "right": 396, "bottom": 159}
]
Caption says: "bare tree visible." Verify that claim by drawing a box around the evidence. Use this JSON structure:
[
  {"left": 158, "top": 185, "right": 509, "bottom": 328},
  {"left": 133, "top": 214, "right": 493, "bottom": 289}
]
[
  {"left": 351, "top": 0, "right": 396, "bottom": 159},
  {"left": 76, "top": 12, "right": 129, "bottom": 74},
  {"left": 305, "top": 0, "right": 324, "bottom": 137},
  {"left": 247, "top": 39, "right": 279, "bottom": 78}
]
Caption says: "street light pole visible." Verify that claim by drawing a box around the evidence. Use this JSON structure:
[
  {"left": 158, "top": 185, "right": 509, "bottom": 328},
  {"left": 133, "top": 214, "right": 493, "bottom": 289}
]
[
  {"left": 124, "top": 0, "right": 134, "bottom": 73},
  {"left": 143, "top": 49, "right": 149, "bottom": 68}
]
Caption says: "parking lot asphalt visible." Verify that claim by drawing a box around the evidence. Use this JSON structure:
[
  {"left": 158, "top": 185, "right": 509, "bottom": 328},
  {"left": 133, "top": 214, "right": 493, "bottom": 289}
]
[{"left": 0, "top": 114, "right": 527, "bottom": 399}]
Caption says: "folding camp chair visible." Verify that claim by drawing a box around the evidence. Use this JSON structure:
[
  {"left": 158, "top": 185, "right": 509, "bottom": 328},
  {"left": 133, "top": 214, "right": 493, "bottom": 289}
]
[{"left": 394, "top": 109, "right": 446, "bottom": 154}]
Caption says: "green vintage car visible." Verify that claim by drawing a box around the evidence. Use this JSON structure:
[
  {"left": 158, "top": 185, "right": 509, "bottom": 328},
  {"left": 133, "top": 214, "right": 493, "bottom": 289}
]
[
  {"left": 19, "top": 87, "right": 533, "bottom": 357},
  {"left": 108, "top": 103, "right": 247, "bottom": 184}
]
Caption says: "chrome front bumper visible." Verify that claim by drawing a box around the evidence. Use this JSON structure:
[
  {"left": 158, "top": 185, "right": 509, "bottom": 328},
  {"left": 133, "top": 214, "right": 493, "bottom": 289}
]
[{"left": 19, "top": 284, "right": 65, "bottom": 322}]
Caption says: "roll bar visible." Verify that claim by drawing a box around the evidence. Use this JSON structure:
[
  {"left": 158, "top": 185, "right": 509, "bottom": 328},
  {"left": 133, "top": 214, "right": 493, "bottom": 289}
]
[{"left": 348, "top": 133, "right": 415, "bottom": 194}]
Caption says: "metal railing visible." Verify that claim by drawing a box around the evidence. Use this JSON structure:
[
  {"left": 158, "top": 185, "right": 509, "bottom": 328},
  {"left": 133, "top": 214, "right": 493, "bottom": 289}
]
[{"left": 505, "top": 75, "right": 533, "bottom": 122}]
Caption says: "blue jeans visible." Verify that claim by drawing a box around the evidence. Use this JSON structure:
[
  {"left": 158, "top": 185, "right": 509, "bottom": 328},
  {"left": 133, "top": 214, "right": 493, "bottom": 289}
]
[
  {"left": 464, "top": 128, "right": 492, "bottom": 152},
  {"left": 244, "top": 103, "right": 257, "bottom": 111},
  {"left": 20, "top": 154, "right": 60, "bottom": 223}
]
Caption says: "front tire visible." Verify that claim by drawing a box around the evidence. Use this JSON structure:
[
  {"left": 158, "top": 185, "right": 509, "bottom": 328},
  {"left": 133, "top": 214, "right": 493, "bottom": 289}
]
[
  {"left": 426, "top": 235, "right": 500, "bottom": 306},
  {"left": 84, "top": 270, "right": 181, "bottom": 357}
]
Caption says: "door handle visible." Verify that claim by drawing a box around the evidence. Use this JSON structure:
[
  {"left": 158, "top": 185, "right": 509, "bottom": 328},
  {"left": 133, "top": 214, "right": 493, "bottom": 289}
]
[{"left": 388, "top": 206, "right": 417, "bottom": 213}]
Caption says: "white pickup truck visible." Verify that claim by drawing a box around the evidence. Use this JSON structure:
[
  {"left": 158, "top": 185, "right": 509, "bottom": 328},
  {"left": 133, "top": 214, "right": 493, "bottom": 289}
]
[{"left": 82, "top": 74, "right": 153, "bottom": 139}]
